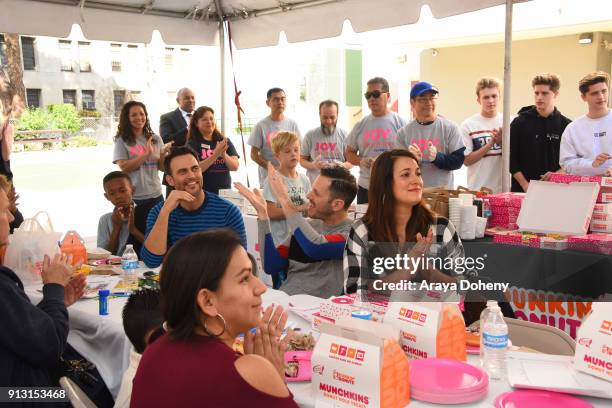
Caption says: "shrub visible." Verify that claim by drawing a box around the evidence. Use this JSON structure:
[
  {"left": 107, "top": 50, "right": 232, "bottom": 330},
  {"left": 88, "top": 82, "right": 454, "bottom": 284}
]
[
  {"left": 48, "top": 104, "right": 82, "bottom": 132},
  {"left": 16, "top": 107, "right": 53, "bottom": 132}
]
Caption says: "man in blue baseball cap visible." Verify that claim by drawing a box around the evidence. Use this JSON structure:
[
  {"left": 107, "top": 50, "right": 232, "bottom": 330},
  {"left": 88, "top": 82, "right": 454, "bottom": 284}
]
[{"left": 396, "top": 81, "right": 465, "bottom": 188}]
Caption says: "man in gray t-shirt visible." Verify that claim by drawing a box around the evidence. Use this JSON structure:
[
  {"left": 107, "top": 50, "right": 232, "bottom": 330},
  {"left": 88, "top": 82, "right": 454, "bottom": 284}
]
[
  {"left": 248, "top": 88, "right": 301, "bottom": 187},
  {"left": 396, "top": 82, "right": 465, "bottom": 188},
  {"left": 346, "top": 77, "right": 407, "bottom": 203},
  {"left": 301, "top": 100, "right": 351, "bottom": 184}
]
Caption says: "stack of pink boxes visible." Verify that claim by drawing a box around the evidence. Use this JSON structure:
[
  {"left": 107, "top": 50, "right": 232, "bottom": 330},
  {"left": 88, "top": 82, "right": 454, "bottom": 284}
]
[{"left": 486, "top": 192, "right": 525, "bottom": 230}]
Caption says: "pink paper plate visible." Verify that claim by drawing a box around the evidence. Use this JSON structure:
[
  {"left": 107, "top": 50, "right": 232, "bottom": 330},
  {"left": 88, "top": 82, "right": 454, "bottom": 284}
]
[
  {"left": 412, "top": 387, "right": 488, "bottom": 404},
  {"left": 494, "top": 390, "right": 593, "bottom": 408},
  {"left": 411, "top": 358, "right": 489, "bottom": 397}
]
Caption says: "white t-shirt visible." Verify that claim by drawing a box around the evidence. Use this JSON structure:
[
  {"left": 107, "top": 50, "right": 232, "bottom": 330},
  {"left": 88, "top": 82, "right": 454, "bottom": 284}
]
[
  {"left": 560, "top": 110, "right": 612, "bottom": 176},
  {"left": 247, "top": 116, "right": 301, "bottom": 187},
  {"left": 346, "top": 112, "right": 407, "bottom": 189},
  {"left": 301, "top": 126, "right": 348, "bottom": 184},
  {"left": 460, "top": 112, "right": 503, "bottom": 193},
  {"left": 114, "top": 348, "right": 141, "bottom": 408}
]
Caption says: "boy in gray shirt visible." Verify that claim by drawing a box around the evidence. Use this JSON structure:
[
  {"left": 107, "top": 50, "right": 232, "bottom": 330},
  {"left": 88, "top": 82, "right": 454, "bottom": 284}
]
[{"left": 396, "top": 82, "right": 465, "bottom": 188}]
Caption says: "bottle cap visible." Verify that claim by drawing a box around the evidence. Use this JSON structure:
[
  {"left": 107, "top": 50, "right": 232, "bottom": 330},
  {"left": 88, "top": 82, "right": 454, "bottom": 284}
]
[
  {"left": 351, "top": 310, "right": 372, "bottom": 320},
  {"left": 98, "top": 289, "right": 110, "bottom": 296}
]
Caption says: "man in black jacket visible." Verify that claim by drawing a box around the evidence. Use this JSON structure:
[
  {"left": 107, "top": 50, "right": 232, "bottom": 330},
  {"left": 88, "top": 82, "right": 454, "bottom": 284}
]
[
  {"left": 0, "top": 187, "right": 85, "bottom": 390},
  {"left": 510, "top": 74, "right": 571, "bottom": 192},
  {"left": 159, "top": 88, "right": 196, "bottom": 147},
  {"left": 159, "top": 88, "right": 196, "bottom": 197}
]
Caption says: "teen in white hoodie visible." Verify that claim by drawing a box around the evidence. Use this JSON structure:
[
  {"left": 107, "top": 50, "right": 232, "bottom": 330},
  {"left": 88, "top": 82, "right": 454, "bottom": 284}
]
[{"left": 560, "top": 71, "right": 612, "bottom": 176}]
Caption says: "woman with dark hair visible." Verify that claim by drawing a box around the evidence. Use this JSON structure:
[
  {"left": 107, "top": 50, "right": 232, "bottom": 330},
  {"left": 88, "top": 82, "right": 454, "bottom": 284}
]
[
  {"left": 113, "top": 101, "right": 172, "bottom": 247},
  {"left": 344, "top": 149, "right": 462, "bottom": 295},
  {"left": 131, "top": 229, "right": 297, "bottom": 407},
  {"left": 186, "top": 106, "right": 240, "bottom": 194}
]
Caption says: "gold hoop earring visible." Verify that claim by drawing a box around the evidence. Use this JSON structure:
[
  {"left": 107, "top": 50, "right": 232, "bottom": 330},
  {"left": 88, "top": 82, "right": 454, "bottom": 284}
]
[{"left": 204, "top": 314, "right": 226, "bottom": 337}]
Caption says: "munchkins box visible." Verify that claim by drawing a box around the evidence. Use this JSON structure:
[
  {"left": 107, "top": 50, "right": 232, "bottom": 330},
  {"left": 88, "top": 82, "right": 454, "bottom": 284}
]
[
  {"left": 574, "top": 303, "right": 612, "bottom": 382},
  {"left": 384, "top": 302, "right": 466, "bottom": 361},
  {"left": 312, "top": 318, "right": 410, "bottom": 408}
]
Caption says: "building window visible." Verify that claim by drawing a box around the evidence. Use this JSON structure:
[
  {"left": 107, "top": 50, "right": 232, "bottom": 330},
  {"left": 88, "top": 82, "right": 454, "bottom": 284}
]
[
  {"left": 82, "top": 90, "right": 95, "bottom": 110},
  {"left": 111, "top": 43, "right": 122, "bottom": 72},
  {"left": 113, "top": 90, "right": 125, "bottom": 116},
  {"left": 0, "top": 35, "right": 8, "bottom": 67},
  {"left": 63, "top": 89, "right": 77, "bottom": 107},
  {"left": 21, "top": 36, "right": 36, "bottom": 70},
  {"left": 167, "top": 91, "right": 176, "bottom": 110},
  {"left": 78, "top": 41, "right": 91, "bottom": 72},
  {"left": 58, "top": 39, "right": 73, "bottom": 72},
  {"left": 26, "top": 88, "right": 41, "bottom": 108},
  {"left": 129, "top": 91, "right": 141, "bottom": 102},
  {"left": 164, "top": 47, "right": 174, "bottom": 72}
]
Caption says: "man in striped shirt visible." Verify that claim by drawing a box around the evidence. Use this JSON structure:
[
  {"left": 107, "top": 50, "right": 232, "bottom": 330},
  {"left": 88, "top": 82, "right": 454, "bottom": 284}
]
[{"left": 141, "top": 147, "right": 246, "bottom": 267}]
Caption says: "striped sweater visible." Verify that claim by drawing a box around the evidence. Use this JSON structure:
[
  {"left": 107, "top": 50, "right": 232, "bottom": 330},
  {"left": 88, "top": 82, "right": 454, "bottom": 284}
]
[{"left": 141, "top": 193, "right": 246, "bottom": 267}]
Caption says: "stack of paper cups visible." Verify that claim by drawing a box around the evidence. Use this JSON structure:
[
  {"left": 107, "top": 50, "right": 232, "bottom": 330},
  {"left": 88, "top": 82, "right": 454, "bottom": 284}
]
[
  {"left": 449, "top": 197, "right": 461, "bottom": 230},
  {"left": 459, "top": 205, "right": 477, "bottom": 240},
  {"left": 475, "top": 217, "right": 487, "bottom": 238},
  {"left": 459, "top": 193, "right": 474, "bottom": 206}
]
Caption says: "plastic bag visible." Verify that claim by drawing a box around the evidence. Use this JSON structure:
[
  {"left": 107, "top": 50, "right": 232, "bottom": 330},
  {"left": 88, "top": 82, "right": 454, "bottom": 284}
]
[{"left": 5, "top": 211, "right": 62, "bottom": 284}]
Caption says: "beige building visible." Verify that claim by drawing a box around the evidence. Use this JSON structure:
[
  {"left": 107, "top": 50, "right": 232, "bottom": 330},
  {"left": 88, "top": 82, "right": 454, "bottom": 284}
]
[{"left": 420, "top": 31, "right": 612, "bottom": 124}]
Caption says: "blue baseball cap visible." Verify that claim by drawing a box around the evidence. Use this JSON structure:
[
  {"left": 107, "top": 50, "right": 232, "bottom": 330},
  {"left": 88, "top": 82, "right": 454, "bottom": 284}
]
[{"left": 410, "top": 82, "right": 439, "bottom": 98}]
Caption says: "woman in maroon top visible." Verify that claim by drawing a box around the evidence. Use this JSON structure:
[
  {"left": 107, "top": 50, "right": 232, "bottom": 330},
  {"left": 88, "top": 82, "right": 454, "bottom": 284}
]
[{"left": 130, "top": 230, "right": 297, "bottom": 407}]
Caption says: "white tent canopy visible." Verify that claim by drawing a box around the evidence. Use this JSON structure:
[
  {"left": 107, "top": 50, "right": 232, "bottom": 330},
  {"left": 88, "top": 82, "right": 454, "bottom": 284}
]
[{"left": 3, "top": 0, "right": 509, "bottom": 48}]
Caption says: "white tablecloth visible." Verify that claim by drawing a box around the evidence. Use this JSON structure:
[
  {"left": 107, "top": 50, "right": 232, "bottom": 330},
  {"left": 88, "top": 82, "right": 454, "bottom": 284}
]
[{"left": 25, "top": 283, "right": 611, "bottom": 407}]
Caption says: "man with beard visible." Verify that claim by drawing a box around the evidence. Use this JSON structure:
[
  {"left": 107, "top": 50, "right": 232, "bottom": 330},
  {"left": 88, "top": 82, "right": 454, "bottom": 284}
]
[
  {"left": 300, "top": 100, "right": 352, "bottom": 184},
  {"left": 141, "top": 147, "right": 246, "bottom": 267},
  {"left": 236, "top": 165, "right": 357, "bottom": 298}
]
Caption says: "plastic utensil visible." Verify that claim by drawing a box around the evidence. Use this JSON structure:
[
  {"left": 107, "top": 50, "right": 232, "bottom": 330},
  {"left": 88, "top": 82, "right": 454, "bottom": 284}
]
[{"left": 494, "top": 390, "right": 593, "bottom": 408}]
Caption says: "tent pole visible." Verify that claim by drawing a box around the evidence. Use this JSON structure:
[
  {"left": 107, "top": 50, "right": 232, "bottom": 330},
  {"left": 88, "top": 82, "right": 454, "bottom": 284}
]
[
  {"left": 502, "top": 0, "right": 513, "bottom": 192},
  {"left": 215, "top": 0, "right": 226, "bottom": 135}
]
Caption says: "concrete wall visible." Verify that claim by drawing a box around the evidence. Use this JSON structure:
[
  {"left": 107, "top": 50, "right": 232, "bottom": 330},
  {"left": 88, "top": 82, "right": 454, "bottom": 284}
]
[{"left": 420, "top": 32, "right": 612, "bottom": 125}]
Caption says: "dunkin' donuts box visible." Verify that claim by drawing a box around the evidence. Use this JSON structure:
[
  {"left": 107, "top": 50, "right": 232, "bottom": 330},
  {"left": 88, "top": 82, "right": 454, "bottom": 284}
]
[
  {"left": 574, "top": 303, "right": 612, "bottom": 382},
  {"left": 384, "top": 302, "right": 466, "bottom": 361},
  {"left": 312, "top": 318, "right": 410, "bottom": 408}
]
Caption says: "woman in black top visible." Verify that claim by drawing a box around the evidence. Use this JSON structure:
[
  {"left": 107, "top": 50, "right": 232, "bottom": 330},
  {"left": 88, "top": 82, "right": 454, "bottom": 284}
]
[{"left": 186, "top": 106, "right": 240, "bottom": 195}]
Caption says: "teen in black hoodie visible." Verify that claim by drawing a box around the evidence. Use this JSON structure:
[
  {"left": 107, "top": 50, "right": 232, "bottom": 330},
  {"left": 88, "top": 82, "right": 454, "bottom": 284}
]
[{"left": 509, "top": 105, "right": 571, "bottom": 192}]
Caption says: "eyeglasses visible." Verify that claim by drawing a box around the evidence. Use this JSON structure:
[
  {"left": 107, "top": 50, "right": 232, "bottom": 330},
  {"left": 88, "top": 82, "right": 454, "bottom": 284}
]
[{"left": 364, "top": 90, "right": 387, "bottom": 100}]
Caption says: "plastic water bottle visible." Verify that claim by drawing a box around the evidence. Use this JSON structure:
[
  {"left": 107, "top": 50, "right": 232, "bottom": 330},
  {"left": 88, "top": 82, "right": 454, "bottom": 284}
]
[
  {"left": 481, "top": 305, "right": 508, "bottom": 380},
  {"left": 479, "top": 300, "right": 498, "bottom": 366},
  {"left": 482, "top": 198, "right": 492, "bottom": 226},
  {"left": 121, "top": 245, "right": 139, "bottom": 292}
]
